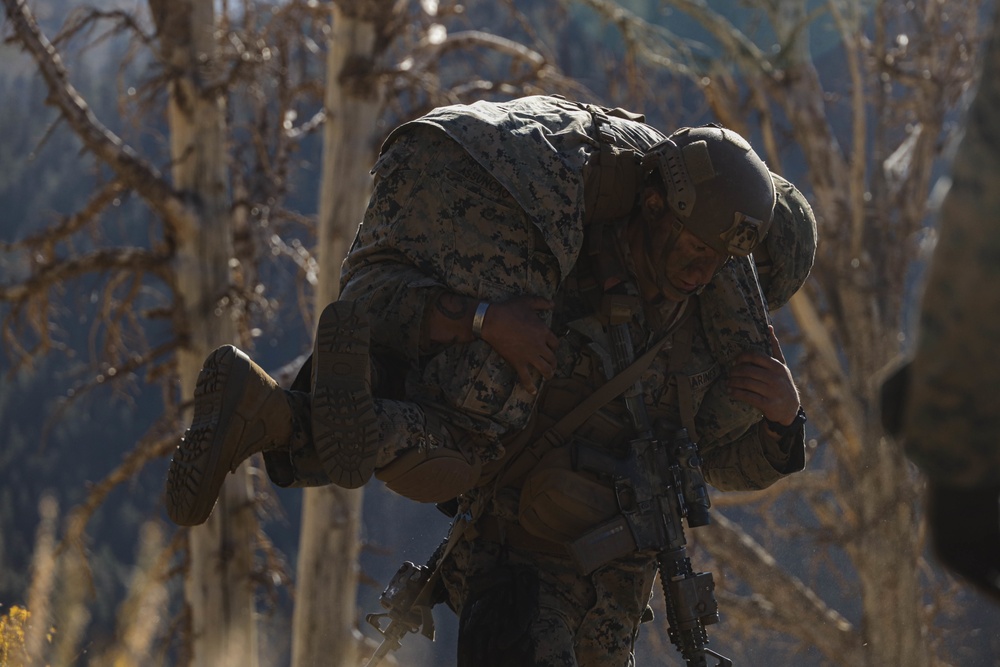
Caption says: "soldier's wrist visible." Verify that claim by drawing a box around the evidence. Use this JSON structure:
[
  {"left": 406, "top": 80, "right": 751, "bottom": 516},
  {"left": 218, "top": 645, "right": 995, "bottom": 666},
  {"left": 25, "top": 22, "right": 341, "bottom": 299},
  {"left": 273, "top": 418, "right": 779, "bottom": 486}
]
[
  {"left": 472, "top": 301, "right": 490, "bottom": 338},
  {"left": 764, "top": 405, "right": 806, "bottom": 439}
]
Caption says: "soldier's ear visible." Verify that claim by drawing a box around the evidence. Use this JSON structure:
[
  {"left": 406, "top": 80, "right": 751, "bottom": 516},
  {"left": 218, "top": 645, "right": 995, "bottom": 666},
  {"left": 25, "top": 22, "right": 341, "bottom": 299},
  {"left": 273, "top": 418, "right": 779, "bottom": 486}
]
[{"left": 641, "top": 186, "right": 667, "bottom": 222}]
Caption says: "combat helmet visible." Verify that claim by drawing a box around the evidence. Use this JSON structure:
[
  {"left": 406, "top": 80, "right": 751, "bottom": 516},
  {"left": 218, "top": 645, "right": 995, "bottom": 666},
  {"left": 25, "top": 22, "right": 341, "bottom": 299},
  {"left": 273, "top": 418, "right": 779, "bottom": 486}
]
[{"left": 642, "top": 125, "right": 775, "bottom": 257}]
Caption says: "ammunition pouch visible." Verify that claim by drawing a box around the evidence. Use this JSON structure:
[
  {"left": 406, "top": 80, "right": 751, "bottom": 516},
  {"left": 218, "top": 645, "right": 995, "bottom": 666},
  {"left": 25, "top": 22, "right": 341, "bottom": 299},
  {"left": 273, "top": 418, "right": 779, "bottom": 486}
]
[
  {"left": 376, "top": 447, "right": 482, "bottom": 503},
  {"left": 374, "top": 407, "right": 484, "bottom": 503},
  {"left": 517, "top": 446, "right": 619, "bottom": 544},
  {"left": 376, "top": 429, "right": 482, "bottom": 503},
  {"left": 516, "top": 443, "right": 646, "bottom": 574}
]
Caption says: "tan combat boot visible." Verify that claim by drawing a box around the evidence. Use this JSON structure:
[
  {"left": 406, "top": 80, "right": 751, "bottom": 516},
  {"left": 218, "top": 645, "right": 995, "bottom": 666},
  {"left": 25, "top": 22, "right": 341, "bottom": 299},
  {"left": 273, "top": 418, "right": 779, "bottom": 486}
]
[
  {"left": 310, "top": 300, "right": 380, "bottom": 489},
  {"left": 166, "top": 345, "right": 303, "bottom": 526}
]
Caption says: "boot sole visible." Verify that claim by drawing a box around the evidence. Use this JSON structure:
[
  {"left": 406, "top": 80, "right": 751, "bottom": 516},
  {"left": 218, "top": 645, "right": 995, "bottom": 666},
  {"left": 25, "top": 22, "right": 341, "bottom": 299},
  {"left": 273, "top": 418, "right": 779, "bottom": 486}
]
[
  {"left": 166, "top": 345, "right": 251, "bottom": 526},
  {"left": 312, "top": 301, "right": 379, "bottom": 488}
]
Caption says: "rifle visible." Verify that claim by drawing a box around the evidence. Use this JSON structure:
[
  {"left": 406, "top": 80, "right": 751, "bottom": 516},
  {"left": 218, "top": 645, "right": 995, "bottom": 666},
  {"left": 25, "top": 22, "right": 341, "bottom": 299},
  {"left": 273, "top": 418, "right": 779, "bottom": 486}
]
[
  {"left": 568, "top": 317, "right": 732, "bottom": 667},
  {"left": 363, "top": 538, "right": 449, "bottom": 667}
]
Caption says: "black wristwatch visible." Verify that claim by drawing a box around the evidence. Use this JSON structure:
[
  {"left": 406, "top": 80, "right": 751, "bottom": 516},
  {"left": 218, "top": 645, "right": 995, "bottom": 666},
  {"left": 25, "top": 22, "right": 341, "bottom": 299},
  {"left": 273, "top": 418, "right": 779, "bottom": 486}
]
[{"left": 765, "top": 405, "right": 807, "bottom": 437}]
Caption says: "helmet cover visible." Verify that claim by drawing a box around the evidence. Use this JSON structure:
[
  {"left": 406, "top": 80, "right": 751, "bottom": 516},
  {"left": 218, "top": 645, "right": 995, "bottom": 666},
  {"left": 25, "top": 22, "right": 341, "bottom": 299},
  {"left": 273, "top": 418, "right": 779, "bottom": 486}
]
[
  {"left": 754, "top": 173, "right": 817, "bottom": 310},
  {"left": 643, "top": 125, "right": 776, "bottom": 257}
]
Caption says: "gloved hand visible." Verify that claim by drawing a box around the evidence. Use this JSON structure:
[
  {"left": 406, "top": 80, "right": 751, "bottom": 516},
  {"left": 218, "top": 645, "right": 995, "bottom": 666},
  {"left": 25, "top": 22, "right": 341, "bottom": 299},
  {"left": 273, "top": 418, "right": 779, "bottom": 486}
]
[{"left": 927, "top": 482, "right": 1000, "bottom": 602}]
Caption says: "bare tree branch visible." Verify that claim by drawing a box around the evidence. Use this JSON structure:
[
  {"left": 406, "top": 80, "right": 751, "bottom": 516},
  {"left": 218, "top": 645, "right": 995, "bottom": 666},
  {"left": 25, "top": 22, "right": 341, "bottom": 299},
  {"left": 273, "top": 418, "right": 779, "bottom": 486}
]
[
  {"left": 60, "top": 423, "right": 183, "bottom": 568},
  {"left": 1, "top": 0, "right": 198, "bottom": 243},
  {"left": 699, "top": 511, "right": 862, "bottom": 664},
  {"left": 0, "top": 247, "right": 169, "bottom": 304},
  {"left": 0, "top": 180, "right": 128, "bottom": 253}
]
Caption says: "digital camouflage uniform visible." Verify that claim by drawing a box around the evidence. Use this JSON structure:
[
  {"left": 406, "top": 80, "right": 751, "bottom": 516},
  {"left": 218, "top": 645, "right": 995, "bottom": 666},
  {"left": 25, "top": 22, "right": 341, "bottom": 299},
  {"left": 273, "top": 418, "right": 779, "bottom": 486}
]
[
  {"left": 265, "top": 96, "right": 815, "bottom": 664},
  {"left": 902, "top": 29, "right": 1000, "bottom": 489},
  {"left": 888, "top": 14, "right": 1000, "bottom": 601}
]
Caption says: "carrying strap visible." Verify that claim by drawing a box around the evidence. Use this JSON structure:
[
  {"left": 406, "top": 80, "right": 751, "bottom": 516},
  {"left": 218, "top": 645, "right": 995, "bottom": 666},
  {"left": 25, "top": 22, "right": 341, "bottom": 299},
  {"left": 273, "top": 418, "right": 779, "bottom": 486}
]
[
  {"left": 582, "top": 105, "right": 644, "bottom": 225},
  {"left": 592, "top": 106, "right": 627, "bottom": 222},
  {"left": 494, "top": 331, "right": 674, "bottom": 491},
  {"left": 405, "top": 498, "right": 481, "bottom": 601}
]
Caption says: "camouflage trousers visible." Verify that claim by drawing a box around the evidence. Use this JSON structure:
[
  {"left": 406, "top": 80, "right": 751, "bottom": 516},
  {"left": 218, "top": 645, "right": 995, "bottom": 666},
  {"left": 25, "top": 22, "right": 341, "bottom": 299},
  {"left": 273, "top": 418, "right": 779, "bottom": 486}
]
[
  {"left": 259, "top": 352, "right": 452, "bottom": 487},
  {"left": 442, "top": 536, "right": 656, "bottom": 667},
  {"left": 262, "top": 363, "right": 471, "bottom": 489}
]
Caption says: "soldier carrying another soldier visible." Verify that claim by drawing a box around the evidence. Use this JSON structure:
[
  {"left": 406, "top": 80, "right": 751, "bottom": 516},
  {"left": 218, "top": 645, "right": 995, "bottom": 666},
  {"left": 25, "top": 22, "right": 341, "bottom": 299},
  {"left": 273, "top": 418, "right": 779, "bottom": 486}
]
[{"left": 165, "top": 94, "right": 817, "bottom": 666}]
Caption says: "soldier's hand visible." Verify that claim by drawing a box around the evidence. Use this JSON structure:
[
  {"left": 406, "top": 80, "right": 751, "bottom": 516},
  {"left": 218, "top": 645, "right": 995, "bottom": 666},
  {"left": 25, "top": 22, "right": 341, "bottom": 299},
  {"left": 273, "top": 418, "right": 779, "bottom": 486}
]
[
  {"left": 480, "top": 295, "right": 558, "bottom": 394},
  {"left": 726, "top": 326, "right": 801, "bottom": 428}
]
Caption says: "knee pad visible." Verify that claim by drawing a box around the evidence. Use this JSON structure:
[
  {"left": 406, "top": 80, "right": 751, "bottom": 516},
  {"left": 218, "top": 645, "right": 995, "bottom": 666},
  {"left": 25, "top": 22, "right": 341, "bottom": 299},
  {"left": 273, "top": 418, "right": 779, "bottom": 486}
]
[{"left": 376, "top": 446, "right": 482, "bottom": 503}]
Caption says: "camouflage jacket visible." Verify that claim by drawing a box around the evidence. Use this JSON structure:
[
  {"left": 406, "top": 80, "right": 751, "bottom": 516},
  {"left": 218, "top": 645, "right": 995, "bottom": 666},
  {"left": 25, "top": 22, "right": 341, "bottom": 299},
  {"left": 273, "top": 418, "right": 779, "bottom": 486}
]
[
  {"left": 902, "top": 40, "right": 1000, "bottom": 487},
  {"left": 340, "top": 95, "right": 804, "bottom": 492}
]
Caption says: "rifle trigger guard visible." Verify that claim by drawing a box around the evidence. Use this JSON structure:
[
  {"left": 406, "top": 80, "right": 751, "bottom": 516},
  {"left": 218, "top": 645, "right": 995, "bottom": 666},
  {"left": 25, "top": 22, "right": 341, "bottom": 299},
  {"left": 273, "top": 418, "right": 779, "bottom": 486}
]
[
  {"left": 365, "top": 611, "right": 394, "bottom": 635},
  {"left": 704, "top": 647, "right": 733, "bottom": 667}
]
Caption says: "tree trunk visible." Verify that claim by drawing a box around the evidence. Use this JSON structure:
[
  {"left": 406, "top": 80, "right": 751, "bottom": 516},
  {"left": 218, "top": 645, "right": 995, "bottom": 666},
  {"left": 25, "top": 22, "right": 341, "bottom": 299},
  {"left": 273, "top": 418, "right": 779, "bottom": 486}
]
[
  {"left": 155, "top": 2, "right": 259, "bottom": 666},
  {"left": 846, "top": 429, "right": 926, "bottom": 666},
  {"left": 292, "top": 2, "right": 387, "bottom": 666}
]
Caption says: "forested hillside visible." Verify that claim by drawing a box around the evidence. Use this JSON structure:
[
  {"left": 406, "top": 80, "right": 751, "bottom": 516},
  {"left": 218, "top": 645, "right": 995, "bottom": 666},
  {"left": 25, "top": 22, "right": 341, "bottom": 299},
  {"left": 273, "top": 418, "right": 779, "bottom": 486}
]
[{"left": 2, "top": 1, "right": 999, "bottom": 666}]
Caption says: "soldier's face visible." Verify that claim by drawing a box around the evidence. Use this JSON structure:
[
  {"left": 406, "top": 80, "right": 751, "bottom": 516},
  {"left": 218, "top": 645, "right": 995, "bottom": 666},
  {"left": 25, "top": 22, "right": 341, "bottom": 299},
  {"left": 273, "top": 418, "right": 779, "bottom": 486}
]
[
  {"left": 657, "top": 228, "right": 728, "bottom": 301},
  {"left": 631, "top": 187, "right": 729, "bottom": 302}
]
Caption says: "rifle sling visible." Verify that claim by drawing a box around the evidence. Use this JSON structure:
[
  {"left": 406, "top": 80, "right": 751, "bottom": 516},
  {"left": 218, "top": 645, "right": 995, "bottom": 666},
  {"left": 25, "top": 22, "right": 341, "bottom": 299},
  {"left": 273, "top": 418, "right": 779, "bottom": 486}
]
[{"left": 495, "top": 331, "right": 672, "bottom": 491}]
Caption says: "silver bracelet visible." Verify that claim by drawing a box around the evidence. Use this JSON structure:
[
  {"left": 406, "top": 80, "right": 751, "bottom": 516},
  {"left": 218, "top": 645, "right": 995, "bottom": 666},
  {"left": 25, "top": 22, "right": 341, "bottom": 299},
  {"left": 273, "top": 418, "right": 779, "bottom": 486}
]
[{"left": 472, "top": 301, "right": 490, "bottom": 338}]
